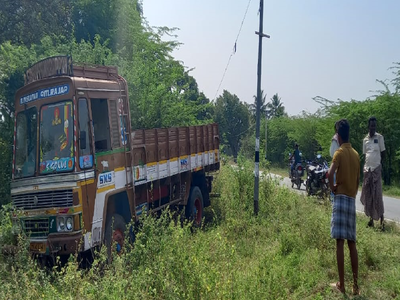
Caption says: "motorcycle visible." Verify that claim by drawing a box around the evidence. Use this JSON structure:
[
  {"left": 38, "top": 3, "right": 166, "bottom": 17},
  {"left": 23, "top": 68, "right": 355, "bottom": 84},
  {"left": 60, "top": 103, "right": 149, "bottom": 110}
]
[
  {"left": 289, "top": 155, "right": 304, "bottom": 190},
  {"left": 305, "top": 154, "right": 330, "bottom": 198}
]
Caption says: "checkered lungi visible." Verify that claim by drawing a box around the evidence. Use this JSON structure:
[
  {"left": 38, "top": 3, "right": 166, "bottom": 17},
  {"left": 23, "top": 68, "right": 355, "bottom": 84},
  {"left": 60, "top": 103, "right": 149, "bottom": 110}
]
[{"left": 331, "top": 194, "right": 356, "bottom": 241}]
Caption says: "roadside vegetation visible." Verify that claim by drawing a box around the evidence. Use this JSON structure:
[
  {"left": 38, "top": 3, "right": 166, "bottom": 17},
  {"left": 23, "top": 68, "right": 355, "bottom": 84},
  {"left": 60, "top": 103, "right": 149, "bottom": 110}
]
[
  {"left": 1, "top": 160, "right": 399, "bottom": 299},
  {"left": 268, "top": 166, "right": 290, "bottom": 178},
  {"left": 383, "top": 185, "right": 400, "bottom": 199}
]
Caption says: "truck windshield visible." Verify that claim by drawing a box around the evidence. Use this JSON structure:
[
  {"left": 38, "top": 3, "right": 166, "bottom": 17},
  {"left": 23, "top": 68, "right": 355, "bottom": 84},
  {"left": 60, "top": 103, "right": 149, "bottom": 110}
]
[
  {"left": 39, "top": 101, "right": 74, "bottom": 174},
  {"left": 15, "top": 107, "right": 37, "bottom": 178}
]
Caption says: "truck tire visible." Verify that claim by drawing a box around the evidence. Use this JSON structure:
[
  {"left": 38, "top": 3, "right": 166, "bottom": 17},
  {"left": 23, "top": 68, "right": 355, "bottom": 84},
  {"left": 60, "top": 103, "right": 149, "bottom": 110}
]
[
  {"left": 185, "top": 186, "right": 204, "bottom": 227},
  {"left": 104, "top": 214, "right": 126, "bottom": 257}
]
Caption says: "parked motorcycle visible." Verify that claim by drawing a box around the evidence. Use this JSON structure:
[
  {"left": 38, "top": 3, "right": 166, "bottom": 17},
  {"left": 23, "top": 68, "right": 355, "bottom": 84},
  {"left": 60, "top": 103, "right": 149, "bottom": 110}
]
[{"left": 305, "top": 154, "right": 330, "bottom": 198}]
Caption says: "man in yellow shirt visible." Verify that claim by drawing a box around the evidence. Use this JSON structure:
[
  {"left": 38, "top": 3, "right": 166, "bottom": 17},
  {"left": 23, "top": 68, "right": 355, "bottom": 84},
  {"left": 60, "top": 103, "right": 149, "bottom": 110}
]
[{"left": 328, "top": 119, "right": 360, "bottom": 295}]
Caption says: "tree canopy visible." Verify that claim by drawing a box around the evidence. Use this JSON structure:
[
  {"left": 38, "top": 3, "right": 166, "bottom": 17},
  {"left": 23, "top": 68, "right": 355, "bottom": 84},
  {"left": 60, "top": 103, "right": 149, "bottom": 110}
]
[
  {"left": 214, "top": 90, "right": 250, "bottom": 158},
  {"left": 266, "top": 93, "right": 287, "bottom": 119},
  {"left": 0, "top": 0, "right": 213, "bottom": 204}
]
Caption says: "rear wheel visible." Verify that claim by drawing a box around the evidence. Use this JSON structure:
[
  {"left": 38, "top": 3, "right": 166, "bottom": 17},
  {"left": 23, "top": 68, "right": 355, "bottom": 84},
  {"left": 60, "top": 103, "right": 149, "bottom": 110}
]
[
  {"left": 104, "top": 214, "right": 126, "bottom": 258},
  {"left": 185, "top": 186, "right": 204, "bottom": 227},
  {"left": 306, "top": 180, "right": 311, "bottom": 196}
]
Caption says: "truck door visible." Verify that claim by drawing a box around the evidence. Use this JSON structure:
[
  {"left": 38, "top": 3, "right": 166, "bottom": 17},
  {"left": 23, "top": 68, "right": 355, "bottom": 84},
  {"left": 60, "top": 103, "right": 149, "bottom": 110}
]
[{"left": 78, "top": 98, "right": 95, "bottom": 231}]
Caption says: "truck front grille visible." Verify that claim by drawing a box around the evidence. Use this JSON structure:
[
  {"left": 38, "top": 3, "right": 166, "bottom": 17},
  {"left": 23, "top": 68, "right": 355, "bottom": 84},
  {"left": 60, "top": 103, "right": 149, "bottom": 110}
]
[
  {"left": 12, "top": 189, "right": 73, "bottom": 210},
  {"left": 23, "top": 218, "right": 49, "bottom": 238}
]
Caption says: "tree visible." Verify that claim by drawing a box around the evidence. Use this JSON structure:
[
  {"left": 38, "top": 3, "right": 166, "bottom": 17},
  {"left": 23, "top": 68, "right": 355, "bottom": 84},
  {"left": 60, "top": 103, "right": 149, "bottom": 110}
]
[
  {"left": 266, "top": 93, "right": 287, "bottom": 119},
  {"left": 126, "top": 35, "right": 211, "bottom": 129},
  {"left": 288, "top": 114, "right": 320, "bottom": 160},
  {"left": 264, "top": 117, "right": 291, "bottom": 166},
  {"left": 72, "top": 0, "right": 145, "bottom": 58},
  {"left": 213, "top": 90, "right": 250, "bottom": 157},
  {"left": 249, "top": 90, "right": 268, "bottom": 119},
  {"left": 390, "top": 62, "right": 400, "bottom": 93},
  {"left": 0, "top": 0, "right": 73, "bottom": 46}
]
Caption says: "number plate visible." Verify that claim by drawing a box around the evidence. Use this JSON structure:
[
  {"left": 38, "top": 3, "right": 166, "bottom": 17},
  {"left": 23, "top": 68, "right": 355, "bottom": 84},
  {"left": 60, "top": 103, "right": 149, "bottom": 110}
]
[{"left": 30, "top": 242, "right": 46, "bottom": 253}]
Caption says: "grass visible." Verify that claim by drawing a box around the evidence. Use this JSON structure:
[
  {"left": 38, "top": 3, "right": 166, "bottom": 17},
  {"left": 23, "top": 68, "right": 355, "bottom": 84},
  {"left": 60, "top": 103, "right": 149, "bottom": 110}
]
[
  {"left": 383, "top": 185, "right": 400, "bottom": 199},
  {"left": 0, "top": 160, "right": 399, "bottom": 299},
  {"left": 268, "top": 166, "right": 290, "bottom": 178}
]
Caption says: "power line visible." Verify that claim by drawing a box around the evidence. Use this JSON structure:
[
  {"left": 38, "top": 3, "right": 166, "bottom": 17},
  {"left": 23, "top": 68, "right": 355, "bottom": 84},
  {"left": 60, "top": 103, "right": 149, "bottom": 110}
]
[
  {"left": 214, "top": 0, "right": 253, "bottom": 100},
  {"left": 233, "top": 122, "right": 256, "bottom": 137}
]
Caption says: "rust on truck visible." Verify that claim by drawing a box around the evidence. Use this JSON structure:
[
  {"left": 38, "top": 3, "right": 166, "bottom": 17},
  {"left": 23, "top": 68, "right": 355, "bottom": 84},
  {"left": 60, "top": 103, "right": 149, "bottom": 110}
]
[{"left": 11, "top": 56, "right": 220, "bottom": 257}]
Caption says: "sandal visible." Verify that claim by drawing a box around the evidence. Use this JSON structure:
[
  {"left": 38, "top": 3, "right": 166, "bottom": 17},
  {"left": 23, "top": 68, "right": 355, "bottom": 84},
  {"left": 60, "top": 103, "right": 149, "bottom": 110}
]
[
  {"left": 330, "top": 282, "right": 345, "bottom": 294},
  {"left": 352, "top": 283, "right": 360, "bottom": 296}
]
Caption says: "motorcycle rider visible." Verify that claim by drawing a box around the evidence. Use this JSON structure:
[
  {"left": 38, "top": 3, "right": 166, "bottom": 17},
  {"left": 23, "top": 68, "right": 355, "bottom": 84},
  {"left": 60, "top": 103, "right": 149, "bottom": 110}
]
[{"left": 289, "top": 143, "right": 301, "bottom": 178}]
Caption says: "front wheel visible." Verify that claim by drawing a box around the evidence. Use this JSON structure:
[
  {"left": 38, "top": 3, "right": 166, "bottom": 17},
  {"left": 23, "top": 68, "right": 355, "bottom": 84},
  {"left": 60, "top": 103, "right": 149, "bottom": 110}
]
[{"left": 185, "top": 186, "right": 204, "bottom": 227}]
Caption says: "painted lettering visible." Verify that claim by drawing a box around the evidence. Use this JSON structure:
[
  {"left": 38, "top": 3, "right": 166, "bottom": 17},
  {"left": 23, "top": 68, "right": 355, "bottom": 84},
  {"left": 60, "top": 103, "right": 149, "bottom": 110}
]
[
  {"left": 20, "top": 84, "right": 70, "bottom": 105},
  {"left": 99, "top": 172, "right": 113, "bottom": 186},
  {"left": 40, "top": 158, "right": 74, "bottom": 174}
]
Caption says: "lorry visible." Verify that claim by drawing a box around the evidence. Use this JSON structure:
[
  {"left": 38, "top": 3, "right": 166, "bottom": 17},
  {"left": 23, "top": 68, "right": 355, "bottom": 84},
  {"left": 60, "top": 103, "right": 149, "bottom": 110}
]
[{"left": 11, "top": 56, "right": 220, "bottom": 258}]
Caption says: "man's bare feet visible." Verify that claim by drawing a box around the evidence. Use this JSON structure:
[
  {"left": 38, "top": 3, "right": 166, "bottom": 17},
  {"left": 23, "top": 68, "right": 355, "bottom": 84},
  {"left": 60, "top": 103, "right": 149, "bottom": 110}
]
[
  {"left": 352, "top": 283, "right": 360, "bottom": 295},
  {"left": 330, "top": 282, "right": 345, "bottom": 294}
]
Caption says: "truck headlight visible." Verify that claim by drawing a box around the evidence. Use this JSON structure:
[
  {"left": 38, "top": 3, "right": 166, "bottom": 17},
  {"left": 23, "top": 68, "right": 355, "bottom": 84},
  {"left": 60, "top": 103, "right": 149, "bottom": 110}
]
[
  {"left": 66, "top": 217, "right": 73, "bottom": 231},
  {"left": 57, "top": 216, "right": 74, "bottom": 232},
  {"left": 57, "top": 217, "right": 65, "bottom": 232}
]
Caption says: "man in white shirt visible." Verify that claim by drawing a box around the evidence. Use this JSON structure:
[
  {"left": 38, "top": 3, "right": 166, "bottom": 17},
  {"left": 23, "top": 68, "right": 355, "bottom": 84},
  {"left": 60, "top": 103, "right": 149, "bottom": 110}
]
[
  {"left": 329, "top": 122, "right": 339, "bottom": 202},
  {"left": 330, "top": 121, "right": 339, "bottom": 158},
  {"left": 360, "top": 117, "right": 386, "bottom": 229}
]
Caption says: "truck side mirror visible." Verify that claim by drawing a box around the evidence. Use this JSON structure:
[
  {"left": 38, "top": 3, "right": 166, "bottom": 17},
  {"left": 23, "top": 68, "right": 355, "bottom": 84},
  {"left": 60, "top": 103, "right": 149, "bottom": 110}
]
[{"left": 79, "top": 131, "right": 87, "bottom": 150}]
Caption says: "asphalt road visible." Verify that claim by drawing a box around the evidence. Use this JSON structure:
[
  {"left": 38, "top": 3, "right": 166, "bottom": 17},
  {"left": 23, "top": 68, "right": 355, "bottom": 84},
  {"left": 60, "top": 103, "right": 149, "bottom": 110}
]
[{"left": 266, "top": 172, "right": 400, "bottom": 223}]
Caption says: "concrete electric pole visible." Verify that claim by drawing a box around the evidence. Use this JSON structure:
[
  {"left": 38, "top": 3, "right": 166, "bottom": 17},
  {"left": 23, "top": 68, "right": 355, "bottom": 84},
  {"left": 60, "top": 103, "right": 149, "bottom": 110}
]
[{"left": 254, "top": 0, "right": 270, "bottom": 215}]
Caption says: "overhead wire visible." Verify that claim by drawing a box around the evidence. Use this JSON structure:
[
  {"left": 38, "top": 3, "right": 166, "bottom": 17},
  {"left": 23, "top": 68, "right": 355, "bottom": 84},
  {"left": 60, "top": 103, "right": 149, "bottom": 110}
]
[
  {"left": 214, "top": 0, "right": 253, "bottom": 100},
  {"left": 232, "top": 122, "right": 256, "bottom": 137}
]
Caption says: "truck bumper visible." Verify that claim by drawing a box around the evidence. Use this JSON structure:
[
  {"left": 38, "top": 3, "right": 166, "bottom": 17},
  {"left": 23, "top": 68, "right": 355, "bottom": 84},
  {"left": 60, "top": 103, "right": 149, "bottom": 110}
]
[{"left": 30, "top": 232, "right": 83, "bottom": 256}]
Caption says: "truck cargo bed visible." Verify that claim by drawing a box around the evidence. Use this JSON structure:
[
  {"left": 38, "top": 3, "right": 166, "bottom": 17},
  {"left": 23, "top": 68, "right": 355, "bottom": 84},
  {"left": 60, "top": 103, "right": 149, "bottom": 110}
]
[{"left": 131, "top": 124, "right": 220, "bottom": 185}]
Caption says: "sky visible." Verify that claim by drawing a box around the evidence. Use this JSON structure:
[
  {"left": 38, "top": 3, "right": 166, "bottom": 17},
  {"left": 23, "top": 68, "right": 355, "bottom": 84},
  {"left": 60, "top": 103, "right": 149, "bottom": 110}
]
[{"left": 143, "top": 0, "right": 400, "bottom": 116}]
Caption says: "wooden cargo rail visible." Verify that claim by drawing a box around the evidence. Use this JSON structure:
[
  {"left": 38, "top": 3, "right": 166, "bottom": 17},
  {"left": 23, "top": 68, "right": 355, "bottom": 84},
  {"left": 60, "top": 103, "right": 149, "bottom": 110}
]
[{"left": 131, "top": 123, "right": 220, "bottom": 185}]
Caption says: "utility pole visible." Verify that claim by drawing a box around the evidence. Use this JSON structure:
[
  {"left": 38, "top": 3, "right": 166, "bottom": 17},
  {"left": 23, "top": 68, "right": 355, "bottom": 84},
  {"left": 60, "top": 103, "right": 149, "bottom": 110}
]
[{"left": 254, "top": 0, "right": 270, "bottom": 215}]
